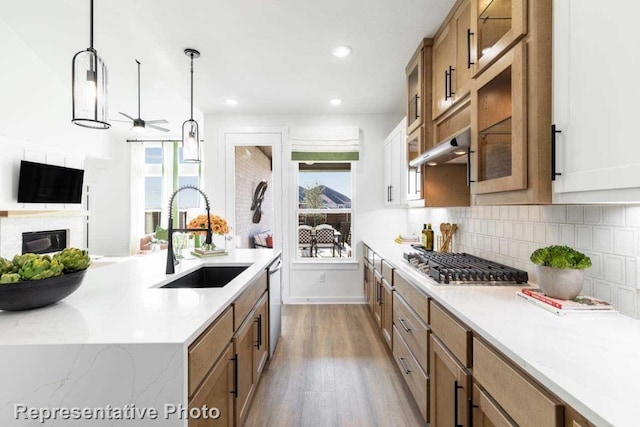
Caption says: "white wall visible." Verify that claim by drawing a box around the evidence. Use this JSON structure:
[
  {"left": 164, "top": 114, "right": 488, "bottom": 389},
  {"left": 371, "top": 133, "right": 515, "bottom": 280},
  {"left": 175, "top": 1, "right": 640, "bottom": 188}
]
[{"left": 203, "top": 113, "right": 406, "bottom": 303}]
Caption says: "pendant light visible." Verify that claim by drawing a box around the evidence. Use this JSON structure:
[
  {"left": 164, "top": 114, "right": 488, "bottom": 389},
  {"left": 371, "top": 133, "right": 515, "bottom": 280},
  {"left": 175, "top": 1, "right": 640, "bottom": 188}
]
[
  {"left": 72, "top": 0, "right": 110, "bottom": 129},
  {"left": 182, "top": 48, "right": 201, "bottom": 163}
]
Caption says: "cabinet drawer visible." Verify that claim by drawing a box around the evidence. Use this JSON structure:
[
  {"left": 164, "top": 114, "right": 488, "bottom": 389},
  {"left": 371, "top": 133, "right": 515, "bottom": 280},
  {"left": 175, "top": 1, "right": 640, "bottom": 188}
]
[
  {"left": 473, "top": 338, "right": 563, "bottom": 427},
  {"left": 381, "top": 260, "right": 394, "bottom": 286},
  {"left": 472, "top": 383, "right": 517, "bottom": 427},
  {"left": 393, "top": 270, "right": 429, "bottom": 325},
  {"left": 372, "top": 253, "right": 382, "bottom": 273},
  {"left": 393, "top": 293, "right": 429, "bottom": 374},
  {"left": 393, "top": 326, "right": 428, "bottom": 422},
  {"left": 188, "top": 306, "right": 234, "bottom": 397},
  {"left": 234, "top": 271, "right": 268, "bottom": 330},
  {"left": 429, "top": 302, "right": 471, "bottom": 367}
]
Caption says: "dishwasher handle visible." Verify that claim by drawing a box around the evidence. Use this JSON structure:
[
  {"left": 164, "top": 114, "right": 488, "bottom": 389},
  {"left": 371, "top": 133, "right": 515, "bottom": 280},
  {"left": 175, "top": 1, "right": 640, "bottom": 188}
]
[{"left": 269, "top": 258, "right": 283, "bottom": 274}]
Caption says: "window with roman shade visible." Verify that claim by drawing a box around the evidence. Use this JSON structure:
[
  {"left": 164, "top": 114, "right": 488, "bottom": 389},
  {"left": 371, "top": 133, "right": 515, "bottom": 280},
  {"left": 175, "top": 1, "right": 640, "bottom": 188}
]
[{"left": 290, "top": 127, "right": 360, "bottom": 161}]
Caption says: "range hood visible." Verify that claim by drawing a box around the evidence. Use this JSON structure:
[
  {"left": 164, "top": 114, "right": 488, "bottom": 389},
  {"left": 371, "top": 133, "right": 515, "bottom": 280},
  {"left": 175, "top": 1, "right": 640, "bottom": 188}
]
[{"left": 409, "top": 127, "right": 470, "bottom": 167}]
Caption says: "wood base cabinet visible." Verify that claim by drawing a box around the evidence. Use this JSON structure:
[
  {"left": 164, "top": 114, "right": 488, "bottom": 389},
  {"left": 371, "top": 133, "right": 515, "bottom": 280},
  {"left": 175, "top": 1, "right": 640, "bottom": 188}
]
[
  {"left": 253, "top": 293, "right": 269, "bottom": 380},
  {"left": 234, "top": 306, "right": 256, "bottom": 426},
  {"left": 380, "top": 278, "right": 393, "bottom": 349},
  {"left": 430, "top": 335, "right": 472, "bottom": 427},
  {"left": 189, "top": 343, "right": 236, "bottom": 427}
]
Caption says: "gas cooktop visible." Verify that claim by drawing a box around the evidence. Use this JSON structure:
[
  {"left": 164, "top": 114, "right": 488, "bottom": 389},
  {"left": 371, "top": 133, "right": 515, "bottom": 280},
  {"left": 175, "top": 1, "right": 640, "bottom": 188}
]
[{"left": 403, "top": 246, "right": 528, "bottom": 285}]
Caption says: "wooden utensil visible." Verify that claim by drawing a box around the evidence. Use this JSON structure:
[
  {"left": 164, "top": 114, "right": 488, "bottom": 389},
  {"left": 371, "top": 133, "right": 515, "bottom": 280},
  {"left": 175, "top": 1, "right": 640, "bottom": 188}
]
[{"left": 440, "top": 223, "right": 457, "bottom": 252}]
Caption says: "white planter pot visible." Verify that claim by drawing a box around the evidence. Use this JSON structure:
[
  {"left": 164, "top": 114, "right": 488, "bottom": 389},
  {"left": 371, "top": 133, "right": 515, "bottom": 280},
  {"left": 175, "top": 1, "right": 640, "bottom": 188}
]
[{"left": 536, "top": 265, "right": 584, "bottom": 300}]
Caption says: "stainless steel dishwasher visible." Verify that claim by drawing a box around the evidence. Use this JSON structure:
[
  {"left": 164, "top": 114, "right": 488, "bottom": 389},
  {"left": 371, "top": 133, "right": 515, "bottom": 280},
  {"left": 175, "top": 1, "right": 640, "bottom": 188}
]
[{"left": 267, "top": 255, "right": 282, "bottom": 358}]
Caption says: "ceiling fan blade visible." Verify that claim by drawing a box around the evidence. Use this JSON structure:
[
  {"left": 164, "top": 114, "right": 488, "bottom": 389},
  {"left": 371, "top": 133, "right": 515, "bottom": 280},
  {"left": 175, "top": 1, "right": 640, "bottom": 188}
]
[
  {"left": 110, "top": 119, "right": 132, "bottom": 123},
  {"left": 118, "top": 112, "right": 136, "bottom": 121},
  {"left": 147, "top": 124, "right": 170, "bottom": 132},
  {"left": 145, "top": 119, "right": 169, "bottom": 124}
]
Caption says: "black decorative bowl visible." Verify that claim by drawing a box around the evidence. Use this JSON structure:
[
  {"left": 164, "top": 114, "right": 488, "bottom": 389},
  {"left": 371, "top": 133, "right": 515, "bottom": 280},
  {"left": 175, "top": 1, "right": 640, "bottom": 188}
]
[{"left": 0, "top": 270, "right": 87, "bottom": 311}]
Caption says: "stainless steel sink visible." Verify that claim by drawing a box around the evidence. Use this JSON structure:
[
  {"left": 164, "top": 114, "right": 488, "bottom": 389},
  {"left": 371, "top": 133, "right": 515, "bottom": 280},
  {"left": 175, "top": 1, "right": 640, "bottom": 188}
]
[{"left": 161, "top": 265, "right": 250, "bottom": 289}]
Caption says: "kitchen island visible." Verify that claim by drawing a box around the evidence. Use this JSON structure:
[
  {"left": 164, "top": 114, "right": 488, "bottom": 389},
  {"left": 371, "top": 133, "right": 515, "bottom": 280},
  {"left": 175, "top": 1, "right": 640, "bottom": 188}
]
[
  {"left": 365, "top": 240, "right": 640, "bottom": 427},
  {"left": 0, "top": 249, "right": 279, "bottom": 426}
]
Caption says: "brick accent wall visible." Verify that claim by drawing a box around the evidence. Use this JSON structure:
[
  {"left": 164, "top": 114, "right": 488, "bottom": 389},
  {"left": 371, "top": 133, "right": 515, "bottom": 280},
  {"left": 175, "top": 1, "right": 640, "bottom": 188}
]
[
  {"left": 408, "top": 205, "right": 640, "bottom": 318},
  {"left": 234, "top": 147, "right": 273, "bottom": 248}
]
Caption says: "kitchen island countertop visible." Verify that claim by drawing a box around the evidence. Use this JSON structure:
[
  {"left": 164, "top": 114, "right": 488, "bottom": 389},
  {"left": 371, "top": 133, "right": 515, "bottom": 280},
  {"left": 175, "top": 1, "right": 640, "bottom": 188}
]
[{"left": 365, "top": 239, "right": 640, "bottom": 427}]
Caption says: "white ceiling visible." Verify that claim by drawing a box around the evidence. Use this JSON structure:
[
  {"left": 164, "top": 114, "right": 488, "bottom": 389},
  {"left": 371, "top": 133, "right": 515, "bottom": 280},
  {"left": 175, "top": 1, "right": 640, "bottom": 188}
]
[{"left": 2, "top": 0, "right": 455, "bottom": 118}]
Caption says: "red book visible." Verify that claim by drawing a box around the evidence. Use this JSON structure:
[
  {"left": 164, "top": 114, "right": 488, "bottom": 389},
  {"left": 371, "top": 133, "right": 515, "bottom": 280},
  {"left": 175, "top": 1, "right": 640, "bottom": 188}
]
[{"left": 520, "top": 288, "right": 613, "bottom": 311}]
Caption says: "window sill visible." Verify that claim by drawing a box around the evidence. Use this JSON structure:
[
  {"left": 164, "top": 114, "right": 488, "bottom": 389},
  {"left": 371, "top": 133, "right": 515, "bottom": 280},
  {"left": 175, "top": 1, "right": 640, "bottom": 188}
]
[{"left": 291, "top": 260, "right": 359, "bottom": 271}]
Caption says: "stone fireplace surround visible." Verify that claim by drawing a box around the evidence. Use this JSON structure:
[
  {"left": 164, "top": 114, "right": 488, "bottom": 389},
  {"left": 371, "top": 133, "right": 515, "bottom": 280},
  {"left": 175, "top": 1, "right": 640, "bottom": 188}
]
[{"left": 0, "top": 215, "right": 84, "bottom": 259}]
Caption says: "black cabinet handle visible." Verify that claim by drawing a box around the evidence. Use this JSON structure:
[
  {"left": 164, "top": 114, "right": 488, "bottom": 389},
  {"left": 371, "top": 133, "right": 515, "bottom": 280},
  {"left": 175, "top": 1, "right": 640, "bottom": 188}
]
[
  {"left": 551, "top": 124, "right": 562, "bottom": 181},
  {"left": 230, "top": 354, "right": 238, "bottom": 398},
  {"left": 445, "top": 70, "right": 450, "bottom": 100},
  {"left": 469, "top": 398, "right": 476, "bottom": 427},
  {"left": 449, "top": 66, "right": 456, "bottom": 98},
  {"left": 389, "top": 185, "right": 393, "bottom": 202},
  {"left": 398, "top": 357, "right": 411, "bottom": 375},
  {"left": 414, "top": 94, "right": 420, "bottom": 119},
  {"left": 254, "top": 314, "right": 262, "bottom": 349},
  {"left": 454, "top": 380, "right": 463, "bottom": 427},
  {"left": 467, "top": 147, "right": 476, "bottom": 187},
  {"left": 467, "top": 29, "right": 475, "bottom": 68},
  {"left": 399, "top": 318, "right": 412, "bottom": 332}
]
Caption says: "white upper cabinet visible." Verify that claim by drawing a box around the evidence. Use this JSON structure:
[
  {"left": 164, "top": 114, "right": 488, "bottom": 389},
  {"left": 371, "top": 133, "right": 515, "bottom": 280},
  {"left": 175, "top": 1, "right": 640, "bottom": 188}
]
[
  {"left": 553, "top": 0, "right": 640, "bottom": 203},
  {"left": 384, "top": 119, "right": 407, "bottom": 207}
]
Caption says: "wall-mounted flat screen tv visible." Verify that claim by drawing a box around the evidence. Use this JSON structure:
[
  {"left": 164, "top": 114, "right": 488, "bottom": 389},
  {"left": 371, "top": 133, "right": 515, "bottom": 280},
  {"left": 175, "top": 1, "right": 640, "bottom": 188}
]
[{"left": 17, "top": 161, "right": 84, "bottom": 204}]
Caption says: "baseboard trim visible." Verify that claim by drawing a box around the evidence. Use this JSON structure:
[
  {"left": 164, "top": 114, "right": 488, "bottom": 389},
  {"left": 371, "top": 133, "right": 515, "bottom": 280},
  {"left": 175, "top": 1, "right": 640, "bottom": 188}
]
[{"left": 285, "top": 297, "right": 366, "bottom": 304}]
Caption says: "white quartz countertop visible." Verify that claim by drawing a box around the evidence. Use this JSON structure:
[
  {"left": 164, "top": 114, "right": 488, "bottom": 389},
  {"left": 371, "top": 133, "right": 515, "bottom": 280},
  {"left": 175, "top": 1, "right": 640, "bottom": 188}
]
[
  {"left": 0, "top": 249, "right": 279, "bottom": 346},
  {"left": 364, "top": 240, "right": 640, "bottom": 427}
]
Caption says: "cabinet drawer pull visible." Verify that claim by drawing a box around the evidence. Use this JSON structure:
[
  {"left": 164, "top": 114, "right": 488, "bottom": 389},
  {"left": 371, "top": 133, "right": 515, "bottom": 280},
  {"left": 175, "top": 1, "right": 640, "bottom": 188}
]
[
  {"left": 551, "top": 124, "right": 562, "bottom": 181},
  {"left": 467, "top": 29, "right": 475, "bottom": 68},
  {"left": 398, "top": 357, "right": 411, "bottom": 375},
  {"left": 454, "top": 380, "right": 463, "bottom": 427},
  {"left": 398, "top": 318, "right": 412, "bottom": 332},
  {"left": 254, "top": 314, "right": 263, "bottom": 350},
  {"left": 389, "top": 185, "right": 393, "bottom": 202},
  {"left": 230, "top": 354, "right": 238, "bottom": 398}
]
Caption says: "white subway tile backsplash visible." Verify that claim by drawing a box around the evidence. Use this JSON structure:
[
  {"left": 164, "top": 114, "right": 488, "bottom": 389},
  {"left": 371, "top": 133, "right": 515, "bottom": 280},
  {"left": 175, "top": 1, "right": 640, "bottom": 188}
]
[
  {"left": 604, "top": 255, "right": 625, "bottom": 284},
  {"left": 415, "top": 205, "right": 640, "bottom": 318},
  {"left": 584, "top": 206, "right": 602, "bottom": 224},
  {"left": 560, "top": 224, "right": 576, "bottom": 246},
  {"left": 553, "top": 205, "right": 567, "bottom": 223},
  {"left": 614, "top": 228, "right": 637, "bottom": 257},
  {"left": 594, "top": 227, "right": 613, "bottom": 253},
  {"left": 616, "top": 287, "right": 637, "bottom": 317},
  {"left": 604, "top": 206, "right": 625, "bottom": 226},
  {"left": 528, "top": 206, "right": 540, "bottom": 222},
  {"left": 575, "top": 226, "right": 593, "bottom": 250},
  {"left": 567, "top": 206, "right": 583, "bottom": 223}
]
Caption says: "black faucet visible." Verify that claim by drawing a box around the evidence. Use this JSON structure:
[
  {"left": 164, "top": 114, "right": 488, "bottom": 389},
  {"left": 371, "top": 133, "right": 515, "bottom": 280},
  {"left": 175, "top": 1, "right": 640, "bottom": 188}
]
[{"left": 166, "top": 185, "right": 213, "bottom": 274}]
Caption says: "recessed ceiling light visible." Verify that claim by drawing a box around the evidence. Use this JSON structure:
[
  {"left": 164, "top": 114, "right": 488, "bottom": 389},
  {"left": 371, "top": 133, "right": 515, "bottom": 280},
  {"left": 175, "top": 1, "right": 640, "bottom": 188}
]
[
  {"left": 332, "top": 45, "right": 352, "bottom": 58},
  {"left": 453, "top": 149, "right": 467, "bottom": 155},
  {"left": 225, "top": 98, "right": 239, "bottom": 106},
  {"left": 427, "top": 162, "right": 438, "bottom": 166},
  {"left": 329, "top": 98, "right": 343, "bottom": 106}
]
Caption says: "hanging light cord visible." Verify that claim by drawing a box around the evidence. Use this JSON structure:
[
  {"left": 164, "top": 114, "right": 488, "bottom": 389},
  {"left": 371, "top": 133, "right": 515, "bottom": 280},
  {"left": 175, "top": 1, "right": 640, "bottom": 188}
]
[
  {"left": 89, "top": 0, "right": 94, "bottom": 50},
  {"left": 190, "top": 53, "right": 194, "bottom": 121}
]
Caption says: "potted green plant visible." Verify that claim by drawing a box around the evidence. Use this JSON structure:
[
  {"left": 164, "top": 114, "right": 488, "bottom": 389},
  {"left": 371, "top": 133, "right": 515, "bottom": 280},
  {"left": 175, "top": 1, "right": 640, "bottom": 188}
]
[{"left": 530, "top": 245, "right": 592, "bottom": 300}]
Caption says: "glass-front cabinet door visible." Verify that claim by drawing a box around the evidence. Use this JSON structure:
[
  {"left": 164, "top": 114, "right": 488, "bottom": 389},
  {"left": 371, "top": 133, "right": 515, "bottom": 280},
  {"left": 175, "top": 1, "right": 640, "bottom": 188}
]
[
  {"left": 471, "top": 0, "right": 527, "bottom": 74},
  {"left": 471, "top": 41, "right": 526, "bottom": 195}
]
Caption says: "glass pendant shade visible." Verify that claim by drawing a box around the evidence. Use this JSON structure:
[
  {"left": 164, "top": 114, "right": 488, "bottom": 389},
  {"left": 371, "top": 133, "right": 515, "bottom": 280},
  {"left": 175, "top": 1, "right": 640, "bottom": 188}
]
[
  {"left": 182, "top": 119, "right": 200, "bottom": 163},
  {"left": 72, "top": 49, "right": 109, "bottom": 129}
]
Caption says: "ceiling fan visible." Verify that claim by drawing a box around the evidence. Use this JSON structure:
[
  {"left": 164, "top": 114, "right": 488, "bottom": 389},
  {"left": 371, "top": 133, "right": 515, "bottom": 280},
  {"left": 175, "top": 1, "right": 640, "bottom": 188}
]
[{"left": 117, "top": 60, "right": 169, "bottom": 132}]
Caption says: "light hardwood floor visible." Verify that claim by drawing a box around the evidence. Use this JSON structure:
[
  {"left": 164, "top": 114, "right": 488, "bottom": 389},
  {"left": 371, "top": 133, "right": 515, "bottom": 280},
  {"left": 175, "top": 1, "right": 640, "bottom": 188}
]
[{"left": 244, "top": 304, "right": 425, "bottom": 427}]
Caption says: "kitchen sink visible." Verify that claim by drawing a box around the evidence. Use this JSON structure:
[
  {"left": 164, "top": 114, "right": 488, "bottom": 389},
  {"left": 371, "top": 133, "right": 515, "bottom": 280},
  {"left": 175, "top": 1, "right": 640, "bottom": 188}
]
[{"left": 161, "top": 265, "right": 250, "bottom": 289}]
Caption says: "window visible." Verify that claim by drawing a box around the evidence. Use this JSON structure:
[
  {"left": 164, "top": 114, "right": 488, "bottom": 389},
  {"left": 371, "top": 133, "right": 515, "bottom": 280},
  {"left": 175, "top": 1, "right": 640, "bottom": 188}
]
[
  {"left": 143, "top": 143, "right": 200, "bottom": 234},
  {"left": 297, "top": 162, "right": 353, "bottom": 260}
]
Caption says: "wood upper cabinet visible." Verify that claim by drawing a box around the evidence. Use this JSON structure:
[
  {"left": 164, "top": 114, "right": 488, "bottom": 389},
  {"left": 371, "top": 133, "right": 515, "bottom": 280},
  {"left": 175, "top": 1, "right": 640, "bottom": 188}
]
[
  {"left": 430, "top": 335, "right": 472, "bottom": 427},
  {"left": 433, "top": 0, "right": 472, "bottom": 120},
  {"left": 189, "top": 343, "right": 235, "bottom": 427},
  {"left": 471, "top": 0, "right": 527, "bottom": 75},
  {"left": 552, "top": 0, "right": 640, "bottom": 203},
  {"left": 470, "top": 41, "right": 527, "bottom": 196},
  {"left": 407, "top": 39, "right": 433, "bottom": 135}
]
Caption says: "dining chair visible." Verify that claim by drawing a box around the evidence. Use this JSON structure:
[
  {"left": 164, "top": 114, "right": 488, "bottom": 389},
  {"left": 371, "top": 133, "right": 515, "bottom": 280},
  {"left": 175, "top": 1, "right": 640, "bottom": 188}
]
[
  {"left": 315, "top": 224, "right": 338, "bottom": 257},
  {"left": 298, "top": 225, "right": 314, "bottom": 257},
  {"left": 338, "top": 221, "right": 351, "bottom": 257}
]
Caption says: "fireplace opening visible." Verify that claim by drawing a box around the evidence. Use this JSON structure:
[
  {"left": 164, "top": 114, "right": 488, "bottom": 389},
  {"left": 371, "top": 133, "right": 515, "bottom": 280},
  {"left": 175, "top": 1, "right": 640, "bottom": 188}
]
[{"left": 22, "top": 230, "right": 68, "bottom": 254}]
